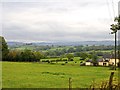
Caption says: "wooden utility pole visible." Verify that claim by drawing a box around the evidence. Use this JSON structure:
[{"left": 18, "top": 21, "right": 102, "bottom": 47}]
[
  {"left": 69, "top": 77, "right": 72, "bottom": 90},
  {"left": 117, "top": 1, "right": 120, "bottom": 71},
  {"left": 110, "top": 1, "right": 120, "bottom": 70},
  {"left": 115, "top": 32, "right": 117, "bottom": 70}
]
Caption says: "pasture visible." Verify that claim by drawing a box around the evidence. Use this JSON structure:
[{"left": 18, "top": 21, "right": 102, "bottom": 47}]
[{"left": 2, "top": 62, "right": 118, "bottom": 88}]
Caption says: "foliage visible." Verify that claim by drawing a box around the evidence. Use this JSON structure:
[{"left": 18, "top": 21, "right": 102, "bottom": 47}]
[
  {"left": 9, "top": 43, "right": 115, "bottom": 58},
  {"left": 0, "top": 36, "right": 9, "bottom": 61},
  {"left": 74, "top": 52, "right": 81, "bottom": 57},
  {"left": 67, "top": 47, "right": 75, "bottom": 53},
  {"left": 20, "top": 49, "right": 35, "bottom": 62},
  {"left": 91, "top": 51, "right": 98, "bottom": 66},
  {"left": 5, "top": 49, "right": 45, "bottom": 62},
  {"left": 110, "top": 16, "right": 120, "bottom": 33},
  {"left": 7, "top": 50, "right": 20, "bottom": 61},
  {"left": 65, "top": 53, "right": 74, "bottom": 61},
  {"left": 33, "top": 51, "right": 45, "bottom": 62},
  {"left": 90, "top": 78, "right": 120, "bottom": 89},
  {"left": 79, "top": 52, "right": 88, "bottom": 60}
]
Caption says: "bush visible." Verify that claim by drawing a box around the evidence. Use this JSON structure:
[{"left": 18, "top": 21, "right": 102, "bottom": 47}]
[
  {"left": 63, "top": 59, "right": 67, "bottom": 61},
  {"left": 80, "top": 61, "right": 83, "bottom": 63},
  {"left": 65, "top": 61, "right": 68, "bottom": 63},
  {"left": 69, "top": 59, "right": 74, "bottom": 61},
  {"left": 80, "top": 63, "right": 85, "bottom": 66},
  {"left": 90, "top": 78, "right": 120, "bottom": 89}
]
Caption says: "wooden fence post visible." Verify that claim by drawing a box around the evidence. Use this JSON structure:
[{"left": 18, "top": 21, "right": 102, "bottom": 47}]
[
  {"left": 69, "top": 77, "right": 72, "bottom": 90},
  {"left": 109, "top": 72, "right": 114, "bottom": 90}
]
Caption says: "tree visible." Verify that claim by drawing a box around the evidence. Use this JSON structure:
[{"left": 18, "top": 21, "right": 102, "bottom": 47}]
[
  {"left": 61, "top": 48, "right": 67, "bottom": 53},
  {"left": 0, "top": 36, "right": 9, "bottom": 61},
  {"left": 60, "top": 55, "right": 65, "bottom": 60},
  {"left": 87, "top": 54, "right": 92, "bottom": 59},
  {"left": 14, "top": 51, "right": 21, "bottom": 62},
  {"left": 7, "top": 50, "right": 22, "bottom": 62},
  {"left": 66, "top": 53, "right": 74, "bottom": 61},
  {"left": 20, "top": 49, "right": 35, "bottom": 62},
  {"left": 75, "top": 46, "right": 83, "bottom": 52},
  {"left": 67, "top": 47, "right": 75, "bottom": 53},
  {"left": 54, "top": 49, "right": 62, "bottom": 56},
  {"left": 91, "top": 52, "right": 98, "bottom": 66},
  {"left": 110, "top": 17, "right": 120, "bottom": 33},
  {"left": 74, "top": 52, "right": 81, "bottom": 57},
  {"left": 79, "top": 52, "right": 88, "bottom": 60},
  {"left": 33, "top": 51, "right": 44, "bottom": 62},
  {"left": 7, "top": 50, "right": 18, "bottom": 61}
]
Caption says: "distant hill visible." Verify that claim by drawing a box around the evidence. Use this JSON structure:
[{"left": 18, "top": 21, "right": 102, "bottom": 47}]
[
  {"left": 7, "top": 41, "right": 115, "bottom": 46},
  {"left": 7, "top": 42, "right": 25, "bottom": 46}
]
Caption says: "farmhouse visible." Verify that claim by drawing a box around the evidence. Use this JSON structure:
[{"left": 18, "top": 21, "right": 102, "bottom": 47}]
[
  {"left": 103, "top": 54, "right": 111, "bottom": 61},
  {"left": 85, "top": 60, "right": 93, "bottom": 66},
  {"left": 84, "top": 53, "right": 119, "bottom": 66},
  {"left": 85, "top": 58, "right": 109, "bottom": 66},
  {"left": 98, "top": 59, "right": 109, "bottom": 66},
  {"left": 109, "top": 59, "right": 119, "bottom": 66},
  {"left": 106, "top": 53, "right": 119, "bottom": 66}
]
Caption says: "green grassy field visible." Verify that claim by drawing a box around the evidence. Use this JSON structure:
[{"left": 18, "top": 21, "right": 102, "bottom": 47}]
[{"left": 2, "top": 62, "right": 118, "bottom": 88}]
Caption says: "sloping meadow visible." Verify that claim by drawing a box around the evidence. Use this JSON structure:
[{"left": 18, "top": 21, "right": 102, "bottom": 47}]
[{"left": 2, "top": 62, "right": 119, "bottom": 88}]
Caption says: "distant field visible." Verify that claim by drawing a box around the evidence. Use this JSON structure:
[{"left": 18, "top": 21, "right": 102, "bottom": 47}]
[
  {"left": 41, "top": 57, "right": 81, "bottom": 65},
  {"left": 2, "top": 62, "right": 118, "bottom": 88},
  {"left": 9, "top": 45, "right": 114, "bottom": 52},
  {"left": 41, "top": 57, "right": 80, "bottom": 61}
]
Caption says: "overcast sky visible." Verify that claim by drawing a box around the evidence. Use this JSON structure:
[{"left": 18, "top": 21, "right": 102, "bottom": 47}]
[{"left": 1, "top": 0, "right": 119, "bottom": 42}]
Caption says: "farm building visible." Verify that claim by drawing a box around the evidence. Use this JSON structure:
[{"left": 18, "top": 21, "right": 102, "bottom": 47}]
[
  {"left": 104, "top": 53, "right": 120, "bottom": 66},
  {"left": 84, "top": 53, "right": 119, "bottom": 66},
  {"left": 85, "top": 60, "right": 93, "bottom": 66},
  {"left": 109, "top": 59, "right": 119, "bottom": 66},
  {"left": 98, "top": 59, "right": 109, "bottom": 66},
  {"left": 85, "top": 58, "right": 119, "bottom": 66}
]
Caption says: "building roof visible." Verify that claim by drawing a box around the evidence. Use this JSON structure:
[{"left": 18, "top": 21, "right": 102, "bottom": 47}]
[
  {"left": 104, "top": 59, "right": 109, "bottom": 62},
  {"left": 86, "top": 59, "right": 92, "bottom": 62},
  {"left": 103, "top": 53, "right": 119, "bottom": 59},
  {"left": 97, "top": 59, "right": 103, "bottom": 62}
]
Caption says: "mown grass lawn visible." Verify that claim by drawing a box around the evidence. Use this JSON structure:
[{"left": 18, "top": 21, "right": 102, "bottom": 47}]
[{"left": 2, "top": 62, "right": 118, "bottom": 88}]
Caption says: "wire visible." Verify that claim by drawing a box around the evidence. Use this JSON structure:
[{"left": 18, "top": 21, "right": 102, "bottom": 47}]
[
  {"left": 111, "top": 0, "right": 115, "bottom": 18},
  {"left": 106, "top": 0, "right": 114, "bottom": 21}
]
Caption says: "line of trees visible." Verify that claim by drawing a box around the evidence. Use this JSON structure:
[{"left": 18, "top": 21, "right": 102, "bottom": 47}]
[
  {"left": 1, "top": 36, "right": 9, "bottom": 61},
  {"left": 1, "top": 36, "right": 113, "bottom": 63},
  {"left": 1, "top": 36, "right": 46, "bottom": 62},
  {"left": 6, "top": 49, "right": 45, "bottom": 62}
]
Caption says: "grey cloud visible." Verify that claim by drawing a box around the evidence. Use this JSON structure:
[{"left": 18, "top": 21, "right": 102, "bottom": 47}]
[
  {"left": 2, "top": 0, "right": 114, "bottom": 42},
  {"left": 3, "top": 20, "right": 113, "bottom": 42},
  {"left": 2, "top": 0, "right": 107, "bottom": 14}
]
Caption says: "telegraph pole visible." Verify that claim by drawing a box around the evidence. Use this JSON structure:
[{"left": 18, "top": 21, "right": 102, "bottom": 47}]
[
  {"left": 118, "top": 1, "right": 120, "bottom": 84},
  {"left": 115, "top": 31, "right": 117, "bottom": 70},
  {"left": 118, "top": 1, "right": 120, "bottom": 69},
  {"left": 110, "top": 1, "right": 120, "bottom": 70}
]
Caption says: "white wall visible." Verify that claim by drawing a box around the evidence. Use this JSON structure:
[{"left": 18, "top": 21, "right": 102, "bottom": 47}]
[{"left": 85, "top": 62, "right": 92, "bottom": 66}]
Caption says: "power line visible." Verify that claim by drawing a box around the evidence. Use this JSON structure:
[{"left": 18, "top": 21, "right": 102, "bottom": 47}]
[
  {"left": 111, "top": 0, "right": 115, "bottom": 18},
  {"left": 106, "top": 0, "right": 114, "bottom": 21}
]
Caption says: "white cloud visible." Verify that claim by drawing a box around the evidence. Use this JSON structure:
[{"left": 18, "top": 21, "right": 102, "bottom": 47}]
[{"left": 2, "top": 0, "right": 118, "bottom": 42}]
